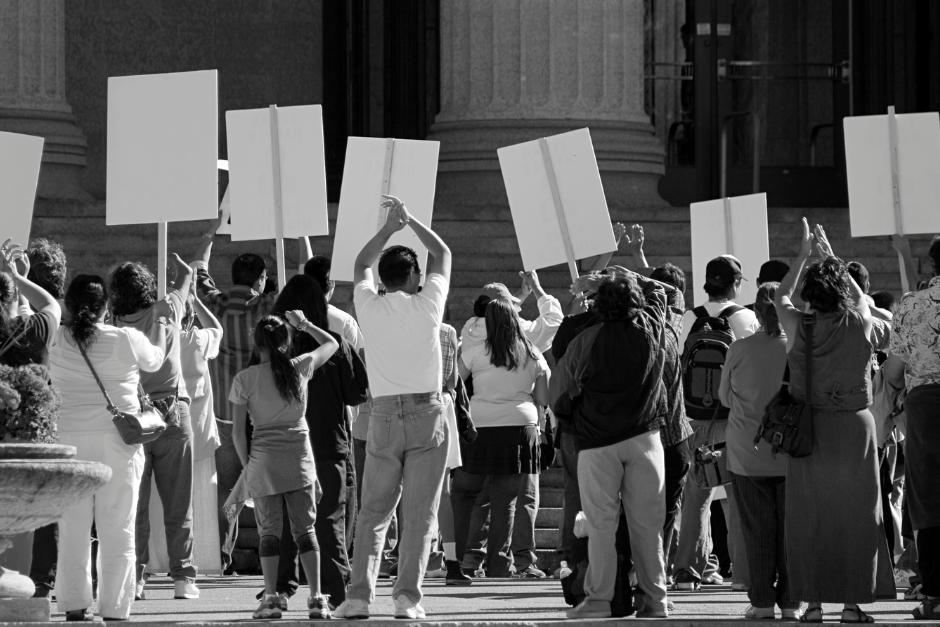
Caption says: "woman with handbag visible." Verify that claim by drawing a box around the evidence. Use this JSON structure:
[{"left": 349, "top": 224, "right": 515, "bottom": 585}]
[
  {"left": 457, "top": 298, "right": 550, "bottom": 578},
  {"left": 773, "top": 220, "right": 894, "bottom": 623},
  {"left": 719, "top": 282, "right": 801, "bottom": 620},
  {"left": 49, "top": 275, "right": 166, "bottom": 621}
]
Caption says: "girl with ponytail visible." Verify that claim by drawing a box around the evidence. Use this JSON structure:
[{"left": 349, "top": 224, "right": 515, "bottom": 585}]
[
  {"left": 49, "top": 274, "right": 166, "bottom": 621},
  {"left": 229, "top": 311, "right": 338, "bottom": 620}
]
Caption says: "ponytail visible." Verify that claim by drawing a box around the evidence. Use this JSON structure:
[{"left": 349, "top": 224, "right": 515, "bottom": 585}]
[
  {"left": 254, "top": 316, "right": 303, "bottom": 404},
  {"left": 65, "top": 275, "right": 108, "bottom": 348}
]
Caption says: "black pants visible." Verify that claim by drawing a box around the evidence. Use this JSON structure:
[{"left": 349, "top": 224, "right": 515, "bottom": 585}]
[
  {"left": 275, "top": 456, "right": 350, "bottom": 603},
  {"left": 918, "top": 527, "right": 940, "bottom": 597},
  {"left": 663, "top": 438, "right": 691, "bottom": 560},
  {"left": 30, "top": 523, "right": 57, "bottom": 591}
]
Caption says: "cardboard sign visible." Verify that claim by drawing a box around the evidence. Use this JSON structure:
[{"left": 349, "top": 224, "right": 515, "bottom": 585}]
[
  {"left": 0, "top": 131, "right": 44, "bottom": 247},
  {"left": 497, "top": 128, "right": 615, "bottom": 278},
  {"left": 225, "top": 105, "right": 328, "bottom": 241},
  {"left": 690, "top": 193, "right": 769, "bottom": 307},
  {"left": 106, "top": 70, "right": 218, "bottom": 225},
  {"left": 332, "top": 137, "right": 440, "bottom": 283},
  {"left": 844, "top": 111, "right": 940, "bottom": 237}
]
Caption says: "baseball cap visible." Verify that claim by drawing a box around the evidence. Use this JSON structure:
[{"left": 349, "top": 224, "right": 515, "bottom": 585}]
[
  {"left": 481, "top": 282, "right": 521, "bottom": 305},
  {"left": 704, "top": 255, "right": 744, "bottom": 288}
]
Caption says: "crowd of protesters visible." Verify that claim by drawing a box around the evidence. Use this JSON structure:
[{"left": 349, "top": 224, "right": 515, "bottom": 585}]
[{"left": 2, "top": 197, "right": 938, "bottom": 622}]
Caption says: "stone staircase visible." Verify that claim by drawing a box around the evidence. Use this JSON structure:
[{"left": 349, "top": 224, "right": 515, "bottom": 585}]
[{"left": 534, "top": 465, "right": 565, "bottom": 575}]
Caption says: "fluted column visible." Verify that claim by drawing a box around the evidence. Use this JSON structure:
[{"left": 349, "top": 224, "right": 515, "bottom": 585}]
[
  {"left": 430, "top": 0, "right": 665, "bottom": 216},
  {"left": 0, "top": 0, "right": 88, "bottom": 199}
]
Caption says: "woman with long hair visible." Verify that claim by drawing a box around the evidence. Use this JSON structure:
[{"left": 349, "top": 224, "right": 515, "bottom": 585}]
[
  {"left": 265, "top": 275, "right": 367, "bottom": 610},
  {"left": 49, "top": 275, "right": 165, "bottom": 621},
  {"left": 457, "top": 298, "right": 549, "bottom": 577},
  {"left": 719, "top": 282, "right": 800, "bottom": 619},
  {"left": 0, "top": 240, "right": 61, "bottom": 367},
  {"left": 230, "top": 312, "right": 338, "bottom": 619},
  {"left": 773, "top": 220, "right": 894, "bottom": 623}
]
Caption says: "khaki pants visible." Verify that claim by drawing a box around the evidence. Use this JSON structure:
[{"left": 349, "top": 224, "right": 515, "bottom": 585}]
[{"left": 578, "top": 430, "right": 667, "bottom": 613}]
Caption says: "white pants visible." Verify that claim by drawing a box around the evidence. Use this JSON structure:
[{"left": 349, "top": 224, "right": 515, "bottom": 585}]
[
  {"left": 578, "top": 430, "right": 668, "bottom": 612},
  {"left": 55, "top": 430, "right": 144, "bottom": 619}
]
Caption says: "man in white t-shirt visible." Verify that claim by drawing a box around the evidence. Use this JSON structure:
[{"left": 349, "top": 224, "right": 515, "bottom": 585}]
[
  {"left": 673, "top": 254, "right": 758, "bottom": 594},
  {"left": 334, "top": 195, "right": 451, "bottom": 621}
]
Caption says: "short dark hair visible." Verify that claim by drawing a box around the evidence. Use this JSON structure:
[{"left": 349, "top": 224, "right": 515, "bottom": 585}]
[
  {"left": 650, "top": 263, "right": 686, "bottom": 293},
  {"left": 593, "top": 274, "right": 646, "bottom": 321},
  {"left": 109, "top": 262, "right": 157, "bottom": 317},
  {"left": 757, "top": 259, "right": 790, "bottom": 284},
  {"left": 232, "top": 253, "right": 266, "bottom": 287},
  {"left": 846, "top": 261, "right": 870, "bottom": 293},
  {"left": 303, "top": 255, "right": 332, "bottom": 293},
  {"left": 800, "top": 256, "right": 852, "bottom": 314},
  {"left": 871, "top": 290, "right": 895, "bottom": 311},
  {"left": 27, "top": 238, "right": 67, "bottom": 299},
  {"left": 378, "top": 245, "right": 420, "bottom": 289},
  {"left": 930, "top": 235, "right": 940, "bottom": 275}
]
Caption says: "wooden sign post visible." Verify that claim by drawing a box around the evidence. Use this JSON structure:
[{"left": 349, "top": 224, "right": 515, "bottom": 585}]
[{"left": 497, "top": 128, "right": 615, "bottom": 280}]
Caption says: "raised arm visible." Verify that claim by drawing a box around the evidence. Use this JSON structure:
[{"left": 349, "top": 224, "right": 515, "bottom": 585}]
[
  {"left": 386, "top": 195, "right": 451, "bottom": 280},
  {"left": 191, "top": 289, "right": 222, "bottom": 333},
  {"left": 284, "top": 310, "right": 339, "bottom": 371},
  {"left": 353, "top": 197, "right": 408, "bottom": 284},
  {"left": 846, "top": 271, "right": 874, "bottom": 340},
  {"left": 0, "top": 240, "right": 60, "bottom": 326},
  {"left": 774, "top": 218, "right": 814, "bottom": 339},
  {"left": 169, "top": 252, "right": 193, "bottom": 298}
]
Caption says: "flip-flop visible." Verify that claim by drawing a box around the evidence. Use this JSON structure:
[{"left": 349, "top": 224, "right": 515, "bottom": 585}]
[
  {"left": 840, "top": 607, "right": 874, "bottom": 623},
  {"left": 799, "top": 607, "right": 823, "bottom": 623}
]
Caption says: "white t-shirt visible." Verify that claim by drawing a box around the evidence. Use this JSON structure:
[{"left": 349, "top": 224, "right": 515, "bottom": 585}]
[
  {"left": 678, "top": 300, "right": 760, "bottom": 349},
  {"left": 327, "top": 303, "right": 365, "bottom": 353},
  {"left": 353, "top": 273, "right": 448, "bottom": 398},
  {"left": 49, "top": 324, "right": 165, "bottom": 433},
  {"left": 460, "top": 342, "right": 549, "bottom": 428}
]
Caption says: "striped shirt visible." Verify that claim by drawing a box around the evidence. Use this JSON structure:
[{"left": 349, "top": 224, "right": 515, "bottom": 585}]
[{"left": 195, "top": 265, "right": 276, "bottom": 422}]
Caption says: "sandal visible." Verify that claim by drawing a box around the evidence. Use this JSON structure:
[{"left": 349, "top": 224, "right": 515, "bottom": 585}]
[
  {"left": 912, "top": 598, "right": 940, "bottom": 620},
  {"left": 840, "top": 607, "right": 874, "bottom": 623},
  {"left": 799, "top": 606, "right": 823, "bottom": 623}
]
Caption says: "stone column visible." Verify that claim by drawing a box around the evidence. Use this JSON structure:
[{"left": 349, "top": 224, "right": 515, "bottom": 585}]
[
  {"left": 430, "top": 0, "right": 665, "bottom": 217},
  {"left": 0, "top": 0, "right": 88, "bottom": 199}
]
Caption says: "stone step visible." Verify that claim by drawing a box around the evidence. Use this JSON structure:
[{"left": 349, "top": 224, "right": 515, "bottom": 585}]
[
  {"left": 535, "top": 528, "right": 560, "bottom": 551},
  {"left": 535, "top": 506, "right": 562, "bottom": 530},
  {"left": 540, "top": 488, "right": 563, "bottom": 509},
  {"left": 540, "top": 467, "right": 565, "bottom": 489}
]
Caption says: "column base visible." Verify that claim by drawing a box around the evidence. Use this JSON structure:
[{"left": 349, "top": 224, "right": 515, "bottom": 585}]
[
  {"left": 0, "top": 108, "right": 90, "bottom": 201},
  {"left": 0, "top": 598, "right": 51, "bottom": 622}
]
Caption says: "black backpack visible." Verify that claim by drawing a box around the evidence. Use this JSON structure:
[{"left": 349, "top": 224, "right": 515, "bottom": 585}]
[{"left": 681, "top": 304, "right": 742, "bottom": 420}]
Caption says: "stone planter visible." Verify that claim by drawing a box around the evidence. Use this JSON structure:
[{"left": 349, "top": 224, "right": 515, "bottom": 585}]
[{"left": 0, "top": 443, "right": 111, "bottom": 621}]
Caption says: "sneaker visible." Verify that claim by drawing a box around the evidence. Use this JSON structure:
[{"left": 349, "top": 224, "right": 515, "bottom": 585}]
[
  {"left": 425, "top": 567, "right": 446, "bottom": 578},
  {"left": 445, "top": 560, "right": 473, "bottom": 586},
  {"left": 308, "top": 594, "right": 332, "bottom": 620},
  {"left": 276, "top": 593, "right": 289, "bottom": 611},
  {"left": 332, "top": 598, "right": 370, "bottom": 619},
  {"left": 567, "top": 599, "right": 612, "bottom": 619},
  {"left": 672, "top": 571, "right": 701, "bottom": 591},
  {"left": 514, "top": 565, "right": 547, "bottom": 579},
  {"left": 253, "top": 594, "right": 282, "bottom": 619},
  {"left": 781, "top": 606, "right": 803, "bottom": 620},
  {"left": 701, "top": 572, "right": 724, "bottom": 585},
  {"left": 744, "top": 605, "right": 775, "bottom": 619},
  {"left": 64, "top": 608, "right": 95, "bottom": 622},
  {"left": 134, "top": 579, "right": 146, "bottom": 601},
  {"left": 174, "top": 580, "right": 200, "bottom": 599},
  {"left": 394, "top": 595, "right": 426, "bottom": 619}
]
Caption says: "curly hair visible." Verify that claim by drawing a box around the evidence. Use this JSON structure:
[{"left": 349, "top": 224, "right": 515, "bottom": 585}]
[
  {"left": 65, "top": 275, "right": 108, "bottom": 349},
  {"left": 650, "top": 263, "right": 686, "bottom": 293},
  {"left": 378, "top": 245, "right": 420, "bottom": 289},
  {"left": 755, "top": 282, "right": 782, "bottom": 337},
  {"left": 593, "top": 274, "right": 646, "bottom": 321},
  {"left": 484, "top": 298, "right": 538, "bottom": 371},
  {"left": 800, "top": 256, "right": 852, "bottom": 314},
  {"left": 109, "top": 262, "right": 157, "bottom": 317},
  {"left": 0, "top": 272, "right": 17, "bottom": 339},
  {"left": 253, "top": 315, "right": 303, "bottom": 404},
  {"left": 26, "top": 238, "right": 67, "bottom": 299}
]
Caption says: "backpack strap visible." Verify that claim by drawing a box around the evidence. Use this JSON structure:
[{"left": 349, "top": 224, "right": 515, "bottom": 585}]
[
  {"left": 692, "top": 306, "right": 709, "bottom": 319},
  {"left": 717, "top": 304, "right": 744, "bottom": 319}
]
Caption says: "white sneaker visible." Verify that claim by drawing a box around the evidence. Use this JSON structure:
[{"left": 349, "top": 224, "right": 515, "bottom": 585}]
[
  {"left": 253, "top": 594, "right": 282, "bottom": 619},
  {"left": 394, "top": 596, "right": 426, "bottom": 619},
  {"left": 744, "top": 605, "right": 775, "bottom": 619},
  {"left": 332, "top": 598, "right": 370, "bottom": 619},
  {"left": 425, "top": 567, "right": 446, "bottom": 578},
  {"left": 174, "top": 580, "right": 200, "bottom": 599},
  {"left": 781, "top": 606, "right": 803, "bottom": 620}
]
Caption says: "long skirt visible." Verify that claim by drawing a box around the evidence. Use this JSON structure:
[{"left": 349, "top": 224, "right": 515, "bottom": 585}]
[{"left": 785, "top": 407, "right": 894, "bottom": 603}]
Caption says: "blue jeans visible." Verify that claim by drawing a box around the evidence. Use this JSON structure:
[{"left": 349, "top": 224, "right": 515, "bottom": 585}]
[
  {"left": 347, "top": 392, "right": 448, "bottom": 605},
  {"left": 136, "top": 400, "right": 197, "bottom": 582}
]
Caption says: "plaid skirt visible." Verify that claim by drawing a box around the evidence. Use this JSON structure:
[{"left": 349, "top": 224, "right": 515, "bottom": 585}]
[{"left": 462, "top": 424, "right": 540, "bottom": 476}]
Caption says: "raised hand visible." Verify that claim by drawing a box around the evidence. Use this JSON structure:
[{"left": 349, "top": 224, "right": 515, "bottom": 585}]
[
  {"left": 622, "top": 224, "right": 645, "bottom": 256},
  {"left": 0, "top": 239, "right": 29, "bottom": 278},
  {"left": 570, "top": 272, "right": 605, "bottom": 296},
  {"left": 381, "top": 195, "right": 411, "bottom": 232},
  {"left": 520, "top": 269, "right": 545, "bottom": 298},
  {"left": 798, "top": 217, "right": 816, "bottom": 259},
  {"left": 284, "top": 309, "right": 308, "bottom": 329},
  {"left": 813, "top": 224, "right": 834, "bottom": 258}
]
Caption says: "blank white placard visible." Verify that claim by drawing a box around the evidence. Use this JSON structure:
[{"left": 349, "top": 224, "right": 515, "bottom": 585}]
[
  {"left": 844, "top": 111, "right": 940, "bottom": 237},
  {"left": 332, "top": 137, "right": 440, "bottom": 283},
  {"left": 225, "top": 105, "right": 328, "bottom": 241},
  {"left": 498, "top": 128, "right": 615, "bottom": 272},
  {"left": 0, "top": 131, "right": 44, "bottom": 247},
  {"left": 107, "top": 70, "right": 218, "bottom": 225},
  {"left": 690, "top": 193, "right": 769, "bottom": 307}
]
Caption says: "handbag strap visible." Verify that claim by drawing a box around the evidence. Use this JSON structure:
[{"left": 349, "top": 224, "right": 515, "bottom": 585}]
[
  {"left": 803, "top": 314, "right": 815, "bottom": 406},
  {"left": 0, "top": 322, "right": 31, "bottom": 361},
  {"left": 76, "top": 339, "right": 119, "bottom": 413}
]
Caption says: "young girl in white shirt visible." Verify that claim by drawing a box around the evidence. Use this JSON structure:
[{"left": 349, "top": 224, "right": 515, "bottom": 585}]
[{"left": 230, "top": 312, "right": 338, "bottom": 619}]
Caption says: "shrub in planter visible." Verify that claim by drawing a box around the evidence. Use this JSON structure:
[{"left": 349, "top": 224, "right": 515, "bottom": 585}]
[{"left": 0, "top": 363, "right": 59, "bottom": 443}]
